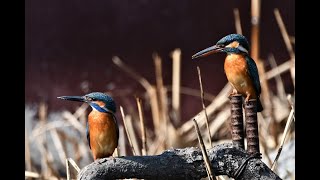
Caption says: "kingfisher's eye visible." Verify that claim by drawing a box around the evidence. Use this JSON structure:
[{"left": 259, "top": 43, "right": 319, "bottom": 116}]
[{"left": 86, "top": 97, "right": 96, "bottom": 101}]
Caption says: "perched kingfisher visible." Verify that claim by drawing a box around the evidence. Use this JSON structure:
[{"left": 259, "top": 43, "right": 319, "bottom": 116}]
[
  {"left": 192, "top": 34, "right": 263, "bottom": 112},
  {"left": 58, "top": 92, "right": 119, "bottom": 160}
]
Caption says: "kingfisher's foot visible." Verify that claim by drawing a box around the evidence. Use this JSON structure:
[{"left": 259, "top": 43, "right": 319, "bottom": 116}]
[
  {"left": 229, "top": 89, "right": 238, "bottom": 97},
  {"left": 245, "top": 94, "right": 251, "bottom": 103}
]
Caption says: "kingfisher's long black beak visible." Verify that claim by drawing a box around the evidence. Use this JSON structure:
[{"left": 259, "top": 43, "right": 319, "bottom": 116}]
[
  {"left": 192, "top": 45, "right": 224, "bottom": 59},
  {"left": 57, "top": 96, "right": 87, "bottom": 102}
]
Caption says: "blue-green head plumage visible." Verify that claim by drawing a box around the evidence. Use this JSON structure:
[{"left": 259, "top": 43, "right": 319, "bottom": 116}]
[
  {"left": 85, "top": 92, "right": 116, "bottom": 113},
  {"left": 216, "top": 34, "right": 250, "bottom": 52},
  {"left": 192, "top": 34, "right": 250, "bottom": 59}
]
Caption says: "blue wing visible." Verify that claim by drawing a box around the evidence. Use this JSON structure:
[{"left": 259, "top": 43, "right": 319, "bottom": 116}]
[
  {"left": 86, "top": 121, "right": 91, "bottom": 149},
  {"left": 112, "top": 114, "right": 119, "bottom": 146},
  {"left": 245, "top": 56, "right": 261, "bottom": 96}
]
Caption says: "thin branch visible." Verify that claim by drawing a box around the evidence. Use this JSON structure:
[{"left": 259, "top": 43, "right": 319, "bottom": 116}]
[
  {"left": 193, "top": 119, "right": 216, "bottom": 180},
  {"left": 197, "top": 66, "right": 213, "bottom": 148},
  {"left": 120, "top": 106, "right": 137, "bottom": 156}
]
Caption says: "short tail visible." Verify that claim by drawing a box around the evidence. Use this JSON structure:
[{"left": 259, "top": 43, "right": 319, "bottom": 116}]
[{"left": 257, "top": 98, "right": 263, "bottom": 112}]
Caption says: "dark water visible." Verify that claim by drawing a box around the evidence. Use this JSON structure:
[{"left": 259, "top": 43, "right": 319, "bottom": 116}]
[{"left": 25, "top": 0, "right": 295, "bottom": 121}]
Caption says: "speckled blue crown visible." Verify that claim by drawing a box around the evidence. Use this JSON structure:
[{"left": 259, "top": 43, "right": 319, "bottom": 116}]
[
  {"left": 216, "top": 34, "right": 250, "bottom": 51},
  {"left": 86, "top": 92, "right": 116, "bottom": 113}
]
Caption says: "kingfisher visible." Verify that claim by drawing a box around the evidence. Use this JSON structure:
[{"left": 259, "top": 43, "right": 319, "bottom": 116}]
[
  {"left": 192, "top": 34, "right": 263, "bottom": 112},
  {"left": 58, "top": 92, "right": 119, "bottom": 160}
]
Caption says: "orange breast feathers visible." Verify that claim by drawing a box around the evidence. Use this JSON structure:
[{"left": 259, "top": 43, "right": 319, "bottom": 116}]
[
  {"left": 88, "top": 110, "right": 118, "bottom": 160},
  {"left": 224, "top": 54, "right": 257, "bottom": 99}
]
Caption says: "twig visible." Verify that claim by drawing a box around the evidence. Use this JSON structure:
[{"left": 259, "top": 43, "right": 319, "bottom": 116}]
[
  {"left": 136, "top": 97, "right": 147, "bottom": 155},
  {"left": 197, "top": 66, "right": 213, "bottom": 148},
  {"left": 271, "top": 108, "right": 295, "bottom": 171},
  {"left": 171, "top": 48, "right": 182, "bottom": 124},
  {"left": 120, "top": 106, "right": 137, "bottom": 155},
  {"left": 67, "top": 158, "right": 81, "bottom": 173},
  {"left": 66, "top": 159, "right": 71, "bottom": 180},
  {"left": 233, "top": 8, "right": 242, "bottom": 34},
  {"left": 193, "top": 119, "right": 216, "bottom": 180}
]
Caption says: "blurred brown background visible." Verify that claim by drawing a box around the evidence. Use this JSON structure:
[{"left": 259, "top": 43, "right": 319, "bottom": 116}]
[{"left": 25, "top": 0, "right": 294, "bottom": 122}]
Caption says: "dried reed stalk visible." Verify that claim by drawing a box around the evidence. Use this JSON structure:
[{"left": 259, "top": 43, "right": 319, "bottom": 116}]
[
  {"left": 25, "top": 171, "right": 41, "bottom": 179},
  {"left": 113, "top": 56, "right": 160, "bottom": 136},
  {"left": 67, "top": 158, "right": 80, "bottom": 173},
  {"left": 274, "top": 9, "right": 295, "bottom": 87},
  {"left": 179, "top": 84, "right": 232, "bottom": 135},
  {"left": 271, "top": 108, "right": 295, "bottom": 171},
  {"left": 136, "top": 97, "right": 147, "bottom": 155},
  {"left": 25, "top": 129, "right": 32, "bottom": 172},
  {"left": 171, "top": 48, "right": 181, "bottom": 124},
  {"left": 197, "top": 66, "right": 212, "bottom": 148},
  {"left": 66, "top": 159, "right": 71, "bottom": 180},
  {"left": 233, "top": 8, "right": 242, "bottom": 35},
  {"left": 154, "top": 53, "right": 169, "bottom": 143},
  {"left": 50, "top": 129, "right": 67, "bottom": 165},
  {"left": 268, "top": 54, "right": 286, "bottom": 101},
  {"left": 266, "top": 60, "right": 292, "bottom": 80},
  {"left": 126, "top": 115, "right": 141, "bottom": 156},
  {"left": 120, "top": 106, "right": 137, "bottom": 155},
  {"left": 119, "top": 125, "right": 127, "bottom": 156},
  {"left": 185, "top": 107, "right": 230, "bottom": 143},
  {"left": 251, "top": 0, "right": 272, "bottom": 116},
  {"left": 62, "top": 111, "right": 86, "bottom": 133},
  {"left": 39, "top": 101, "right": 51, "bottom": 177},
  {"left": 193, "top": 119, "right": 217, "bottom": 180},
  {"left": 166, "top": 85, "right": 215, "bottom": 101}
]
